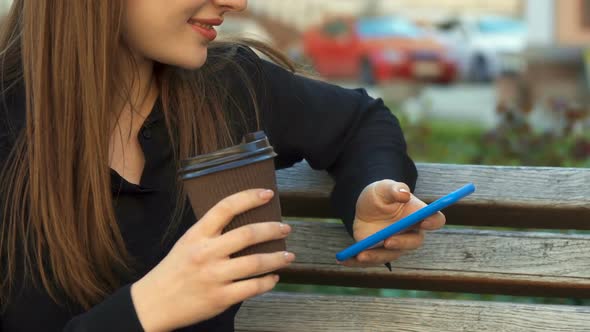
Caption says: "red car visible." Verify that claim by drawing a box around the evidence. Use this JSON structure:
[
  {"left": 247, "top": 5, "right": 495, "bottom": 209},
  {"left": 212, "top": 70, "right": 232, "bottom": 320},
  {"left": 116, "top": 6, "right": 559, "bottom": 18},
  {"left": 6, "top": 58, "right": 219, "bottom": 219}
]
[{"left": 303, "top": 16, "right": 458, "bottom": 84}]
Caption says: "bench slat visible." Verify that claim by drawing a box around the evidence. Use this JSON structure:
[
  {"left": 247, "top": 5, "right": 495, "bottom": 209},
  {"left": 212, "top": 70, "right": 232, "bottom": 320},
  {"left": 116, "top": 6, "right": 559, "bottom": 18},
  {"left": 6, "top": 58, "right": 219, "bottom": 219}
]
[
  {"left": 277, "top": 162, "right": 590, "bottom": 229},
  {"left": 236, "top": 292, "right": 590, "bottom": 332},
  {"left": 278, "top": 220, "right": 590, "bottom": 298}
]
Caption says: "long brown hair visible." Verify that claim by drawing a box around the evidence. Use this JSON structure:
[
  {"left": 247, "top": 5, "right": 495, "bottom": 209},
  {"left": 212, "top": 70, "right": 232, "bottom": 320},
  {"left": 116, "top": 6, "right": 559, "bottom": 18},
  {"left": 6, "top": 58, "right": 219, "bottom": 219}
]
[{"left": 0, "top": 0, "right": 293, "bottom": 309}]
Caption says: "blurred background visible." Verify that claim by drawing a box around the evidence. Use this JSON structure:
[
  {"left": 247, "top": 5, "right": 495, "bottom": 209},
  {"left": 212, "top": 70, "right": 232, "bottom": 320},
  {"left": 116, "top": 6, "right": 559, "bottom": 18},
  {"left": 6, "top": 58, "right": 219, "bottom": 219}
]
[
  {"left": 220, "top": 0, "right": 590, "bottom": 168},
  {"left": 0, "top": 0, "right": 587, "bottom": 305},
  {"left": 0, "top": 0, "right": 587, "bottom": 167}
]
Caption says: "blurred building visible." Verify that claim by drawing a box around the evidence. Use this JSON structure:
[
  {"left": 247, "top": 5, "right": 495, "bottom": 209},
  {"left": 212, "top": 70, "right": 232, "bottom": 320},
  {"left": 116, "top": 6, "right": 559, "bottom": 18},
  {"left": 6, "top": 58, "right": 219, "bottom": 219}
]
[
  {"left": 523, "top": 0, "right": 590, "bottom": 96},
  {"left": 248, "top": 0, "right": 523, "bottom": 32},
  {"left": 526, "top": 0, "right": 590, "bottom": 47},
  {"left": 503, "top": 0, "right": 590, "bottom": 134}
]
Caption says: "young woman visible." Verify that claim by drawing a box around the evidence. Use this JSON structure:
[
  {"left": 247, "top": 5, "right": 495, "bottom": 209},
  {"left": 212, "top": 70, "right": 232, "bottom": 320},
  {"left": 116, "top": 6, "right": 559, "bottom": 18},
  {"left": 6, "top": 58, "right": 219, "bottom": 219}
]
[{"left": 0, "top": 0, "right": 445, "bottom": 331}]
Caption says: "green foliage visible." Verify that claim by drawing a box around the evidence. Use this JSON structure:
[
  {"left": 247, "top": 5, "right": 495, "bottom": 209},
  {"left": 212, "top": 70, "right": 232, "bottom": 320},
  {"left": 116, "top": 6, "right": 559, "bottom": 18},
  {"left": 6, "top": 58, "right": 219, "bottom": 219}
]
[{"left": 395, "top": 108, "right": 589, "bottom": 168}]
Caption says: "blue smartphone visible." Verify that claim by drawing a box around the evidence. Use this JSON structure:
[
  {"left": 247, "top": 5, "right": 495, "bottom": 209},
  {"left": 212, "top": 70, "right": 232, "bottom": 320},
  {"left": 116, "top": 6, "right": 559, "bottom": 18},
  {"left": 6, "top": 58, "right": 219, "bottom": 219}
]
[{"left": 335, "top": 183, "right": 476, "bottom": 262}]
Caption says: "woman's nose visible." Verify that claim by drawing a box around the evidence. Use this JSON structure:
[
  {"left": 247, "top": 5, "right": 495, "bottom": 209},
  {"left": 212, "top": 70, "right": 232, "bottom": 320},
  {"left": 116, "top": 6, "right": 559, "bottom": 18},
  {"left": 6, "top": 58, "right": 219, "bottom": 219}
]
[{"left": 213, "top": 0, "right": 247, "bottom": 13}]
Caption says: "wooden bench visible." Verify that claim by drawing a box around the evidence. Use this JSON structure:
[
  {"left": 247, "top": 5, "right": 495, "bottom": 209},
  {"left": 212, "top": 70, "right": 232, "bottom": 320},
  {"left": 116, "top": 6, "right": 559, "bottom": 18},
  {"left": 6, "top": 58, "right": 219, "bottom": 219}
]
[{"left": 236, "top": 162, "right": 590, "bottom": 331}]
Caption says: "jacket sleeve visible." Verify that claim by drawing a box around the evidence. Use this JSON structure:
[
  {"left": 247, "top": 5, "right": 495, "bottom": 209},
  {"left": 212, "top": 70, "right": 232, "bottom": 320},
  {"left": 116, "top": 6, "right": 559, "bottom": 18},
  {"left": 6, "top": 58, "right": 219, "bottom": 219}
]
[
  {"left": 61, "top": 285, "right": 144, "bottom": 332},
  {"left": 240, "top": 47, "right": 418, "bottom": 236}
]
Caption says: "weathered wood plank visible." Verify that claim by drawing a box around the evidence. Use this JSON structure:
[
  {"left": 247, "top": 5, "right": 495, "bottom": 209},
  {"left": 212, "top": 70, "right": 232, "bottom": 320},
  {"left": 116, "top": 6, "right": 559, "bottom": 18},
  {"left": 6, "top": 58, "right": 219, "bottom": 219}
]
[
  {"left": 236, "top": 292, "right": 590, "bottom": 332},
  {"left": 276, "top": 162, "right": 590, "bottom": 229},
  {"left": 277, "top": 220, "right": 590, "bottom": 297}
]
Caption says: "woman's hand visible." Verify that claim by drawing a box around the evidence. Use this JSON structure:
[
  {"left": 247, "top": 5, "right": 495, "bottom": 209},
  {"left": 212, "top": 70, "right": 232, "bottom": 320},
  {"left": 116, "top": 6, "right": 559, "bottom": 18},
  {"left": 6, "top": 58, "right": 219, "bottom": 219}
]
[
  {"left": 340, "top": 180, "right": 446, "bottom": 268},
  {"left": 131, "top": 189, "right": 295, "bottom": 332}
]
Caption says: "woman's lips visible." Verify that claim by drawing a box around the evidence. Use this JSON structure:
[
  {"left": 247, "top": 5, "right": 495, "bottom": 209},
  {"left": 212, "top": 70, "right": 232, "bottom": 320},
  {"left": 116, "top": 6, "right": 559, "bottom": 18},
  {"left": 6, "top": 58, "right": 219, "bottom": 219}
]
[{"left": 188, "top": 18, "right": 222, "bottom": 41}]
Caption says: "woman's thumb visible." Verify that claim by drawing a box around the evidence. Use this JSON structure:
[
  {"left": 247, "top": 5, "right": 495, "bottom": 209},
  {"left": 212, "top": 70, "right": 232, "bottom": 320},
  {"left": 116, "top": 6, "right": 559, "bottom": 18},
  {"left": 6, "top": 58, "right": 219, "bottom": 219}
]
[{"left": 375, "top": 180, "right": 412, "bottom": 204}]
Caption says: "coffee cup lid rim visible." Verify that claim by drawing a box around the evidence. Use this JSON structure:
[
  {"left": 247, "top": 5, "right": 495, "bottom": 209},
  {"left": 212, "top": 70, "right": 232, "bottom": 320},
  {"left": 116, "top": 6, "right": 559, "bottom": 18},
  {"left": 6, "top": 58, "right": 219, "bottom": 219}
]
[{"left": 178, "top": 131, "right": 276, "bottom": 176}]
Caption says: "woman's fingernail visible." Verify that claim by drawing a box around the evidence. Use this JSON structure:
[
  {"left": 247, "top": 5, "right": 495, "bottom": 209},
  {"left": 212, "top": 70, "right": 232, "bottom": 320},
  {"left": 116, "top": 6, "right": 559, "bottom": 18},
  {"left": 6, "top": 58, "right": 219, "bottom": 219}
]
[
  {"left": 283, "top": 252, "right": 295, "bottom": 262},
  {"left": 422, "top": 221, "right": 433, "bottom": 228},
  {"left": 387, "top": 240, "right": 399, "bottom": 248},
  {"left": 259, "top": 189, "right": 274, "bottom": 200},
  {"left": 280, "top": 223, "right": 291, "bottom": 234},
  {"left": 274, "top": 274, "right": 280, "bottom": 282},
  {"left": 397, "top": 187, "right": 411, "bottom": 201}
]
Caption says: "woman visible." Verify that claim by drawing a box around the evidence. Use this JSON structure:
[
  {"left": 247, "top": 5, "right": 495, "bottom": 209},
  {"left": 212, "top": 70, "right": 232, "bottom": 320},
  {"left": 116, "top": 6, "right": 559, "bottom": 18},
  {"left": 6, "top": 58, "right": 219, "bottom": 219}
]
[{"left": 0, "top": 0, "right": 445, "bottom": 331}]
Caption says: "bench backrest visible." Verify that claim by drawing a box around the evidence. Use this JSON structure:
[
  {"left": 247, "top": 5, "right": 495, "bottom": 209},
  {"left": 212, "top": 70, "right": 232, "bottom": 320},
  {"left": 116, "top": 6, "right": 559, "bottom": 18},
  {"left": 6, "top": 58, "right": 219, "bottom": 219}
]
[
  {"left": 275, "top": 162, "right": 590, "bottom": 298},
  {"left": 236, "top": 162, "right": 590, "bottom": 331}
]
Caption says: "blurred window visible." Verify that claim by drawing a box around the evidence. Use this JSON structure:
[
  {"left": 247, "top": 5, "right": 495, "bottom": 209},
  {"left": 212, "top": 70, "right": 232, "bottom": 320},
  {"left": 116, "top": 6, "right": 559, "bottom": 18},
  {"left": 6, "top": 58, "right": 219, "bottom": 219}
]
[
  {"left": 438, "top": 20, "right": 459, "bottom": 31},
  {"left": 477, "top": 17, "right": 525, "bottom": 35},
  {"left": 357, "top": 17, "right": 421, "bottom": 38},
  {"left": 323, "top": 20, "right": 349, "bottom": 37}
]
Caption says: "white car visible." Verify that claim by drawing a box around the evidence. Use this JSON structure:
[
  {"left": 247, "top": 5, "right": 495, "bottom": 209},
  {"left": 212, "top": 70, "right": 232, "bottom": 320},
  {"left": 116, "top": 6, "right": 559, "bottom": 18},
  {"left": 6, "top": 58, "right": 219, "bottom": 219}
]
[{"left": 436, "top": 15, "right": 527, "bottom": 82}]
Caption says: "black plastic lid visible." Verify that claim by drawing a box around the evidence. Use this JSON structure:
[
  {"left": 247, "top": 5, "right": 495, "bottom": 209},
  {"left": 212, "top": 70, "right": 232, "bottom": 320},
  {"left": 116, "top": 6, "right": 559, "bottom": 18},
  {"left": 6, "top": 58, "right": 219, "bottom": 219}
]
[{"left": 178, "top": 131, "right": 277, "bottom": 180}]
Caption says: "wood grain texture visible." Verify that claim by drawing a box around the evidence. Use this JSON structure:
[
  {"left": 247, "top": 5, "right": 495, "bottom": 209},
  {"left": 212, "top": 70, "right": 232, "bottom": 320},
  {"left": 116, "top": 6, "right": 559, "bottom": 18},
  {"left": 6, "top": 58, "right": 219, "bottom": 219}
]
[
  {"left": 276, "top": 162, "right": 590, "bottom": 229},
  {"left": 277, "top": 220, "right": 590, "bottom": 297},
  {"left": 236, "top": 292, "right": 590, "bottom": 332}
]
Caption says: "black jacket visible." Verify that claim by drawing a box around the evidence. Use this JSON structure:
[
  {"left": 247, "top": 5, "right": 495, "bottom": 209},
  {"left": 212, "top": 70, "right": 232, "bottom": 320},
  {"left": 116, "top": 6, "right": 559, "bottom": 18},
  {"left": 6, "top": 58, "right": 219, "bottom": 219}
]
[{"left": 0, "top": 46, "right": 417, "bottom": 331}]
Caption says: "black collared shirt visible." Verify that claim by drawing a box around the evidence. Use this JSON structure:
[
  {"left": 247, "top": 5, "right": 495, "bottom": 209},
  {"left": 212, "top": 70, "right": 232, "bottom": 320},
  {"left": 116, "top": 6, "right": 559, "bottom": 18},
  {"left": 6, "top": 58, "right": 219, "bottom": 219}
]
[{"left": 0, "top": 46, "right": 417, "bottom": 331}]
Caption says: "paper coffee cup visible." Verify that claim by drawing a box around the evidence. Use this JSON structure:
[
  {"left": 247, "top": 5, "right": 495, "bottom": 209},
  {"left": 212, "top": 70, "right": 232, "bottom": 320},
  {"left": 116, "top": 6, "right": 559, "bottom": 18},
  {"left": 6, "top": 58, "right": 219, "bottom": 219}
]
[{"left": 178, "top": 131, "right": 286, "bottom": 258}]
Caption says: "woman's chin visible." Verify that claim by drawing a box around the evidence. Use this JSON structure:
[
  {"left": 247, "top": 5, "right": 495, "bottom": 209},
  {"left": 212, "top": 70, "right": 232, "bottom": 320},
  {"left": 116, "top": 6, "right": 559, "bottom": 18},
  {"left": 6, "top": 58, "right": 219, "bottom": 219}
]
[
  {"left": 182, "top": 58, "right": 207, "bottom": 70},
  {"left": 157, "top": 48, "right": 208, "bottom": 70},
  {"left": 177, "top": 48, "right": 208, "bottom": 70}
]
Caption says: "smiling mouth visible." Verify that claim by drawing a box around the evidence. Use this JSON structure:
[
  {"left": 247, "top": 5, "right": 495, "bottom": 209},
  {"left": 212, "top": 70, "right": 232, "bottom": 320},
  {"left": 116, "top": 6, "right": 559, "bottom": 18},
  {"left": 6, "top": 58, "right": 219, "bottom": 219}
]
[
  {"left": 188, "top": 20, "right": 213, "bottom": 30},
  {"left": 187, "top": 18, "right": 220, "bottom": 41}
]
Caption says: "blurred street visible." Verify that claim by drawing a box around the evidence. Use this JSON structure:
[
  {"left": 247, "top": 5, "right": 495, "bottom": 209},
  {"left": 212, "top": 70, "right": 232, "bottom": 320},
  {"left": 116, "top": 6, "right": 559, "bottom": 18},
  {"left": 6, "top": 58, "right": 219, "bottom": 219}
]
[
  {"left": 401, "top": 83, "right": 496, "bottom": 127},
  {"left": 341, "top": 82, "right": 497, "bottom": 128}
]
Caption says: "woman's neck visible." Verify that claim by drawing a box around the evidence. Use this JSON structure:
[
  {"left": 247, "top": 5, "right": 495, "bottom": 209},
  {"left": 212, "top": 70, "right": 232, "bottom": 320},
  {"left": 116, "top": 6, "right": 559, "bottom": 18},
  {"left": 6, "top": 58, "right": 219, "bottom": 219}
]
[
  {"left": 108, "top": 54, "right": 159, "bottom": 183},
  {"left": 120, "top": 55, "right": 158, "bottom": 120},
  {"left": 110, "top": 52, "right": 160, "bottom": 137}
]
